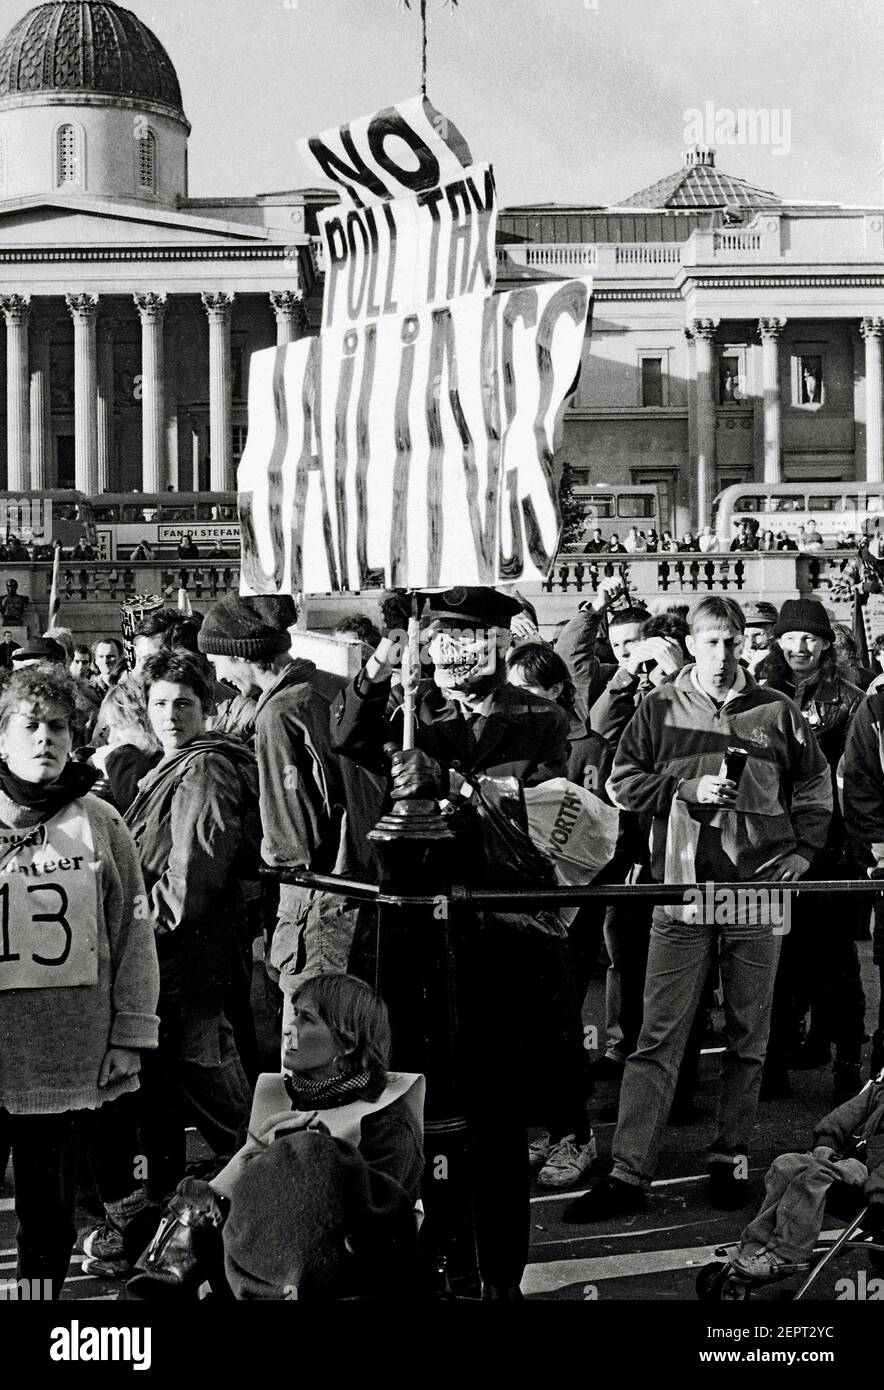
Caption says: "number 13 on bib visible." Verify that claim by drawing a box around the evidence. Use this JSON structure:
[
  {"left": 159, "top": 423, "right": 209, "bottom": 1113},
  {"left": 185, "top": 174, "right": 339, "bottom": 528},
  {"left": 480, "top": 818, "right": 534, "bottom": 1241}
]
[{"left": 0, "top": 806, "right": 99, "bottom": 991}]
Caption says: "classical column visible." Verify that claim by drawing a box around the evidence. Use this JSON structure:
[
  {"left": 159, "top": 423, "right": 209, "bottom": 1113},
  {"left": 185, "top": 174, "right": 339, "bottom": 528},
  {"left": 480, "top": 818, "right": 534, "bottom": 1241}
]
[
  {"left": 861, "top": 317, "right": 884, "bottom": 483},
  {"left": 270, "top": 289, "right": 308, "bottom": 345},
  {"left": 758, "top": 317, "right": 787, "bottom": 484},
  {"left": 0, "top": 294, "right": 31, "bottom": 490},
  {"left": 201, "top": 292, "right": 235, "bottom": 489},
  {"left": 97, "top": 319, "right": 116, "bottom": 494},
  {"left": 29, "top": 320, "right": 52, "bottom": 490},
  {"left": 164, "top": 311, "right": 179, "bottom": 490},
  {"left": 689, "top": 318, "right": 718, "bottom": 528},
  {"left": 134, "top": 293, "right": 167, "bottom": 491},
  {"left": 65, "top": 294, "right": 99, "bottom": 494}
]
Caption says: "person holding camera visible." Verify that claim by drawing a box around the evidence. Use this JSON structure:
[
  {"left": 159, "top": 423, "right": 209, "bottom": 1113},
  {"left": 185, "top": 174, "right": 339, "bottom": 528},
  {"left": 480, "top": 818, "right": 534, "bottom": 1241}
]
[{"left": 587, "top": 612, "right": 692, "bottom": 1101}]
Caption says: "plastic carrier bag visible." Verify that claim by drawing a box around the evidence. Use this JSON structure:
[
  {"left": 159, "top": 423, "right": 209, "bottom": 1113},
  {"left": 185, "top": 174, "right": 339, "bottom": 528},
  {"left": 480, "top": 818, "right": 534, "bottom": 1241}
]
[{"left": 523, "top": 778, "right": 619, "bottom": 895}]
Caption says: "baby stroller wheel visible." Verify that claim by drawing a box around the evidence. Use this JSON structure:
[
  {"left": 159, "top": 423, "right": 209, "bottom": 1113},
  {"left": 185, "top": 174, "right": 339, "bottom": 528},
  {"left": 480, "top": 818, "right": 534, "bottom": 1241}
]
[
  {"left": 719, "top": 1270, "right": 749, "bottom": 1301},
  {"left": 696, "top": 1261, "right": 722, "bottom": 1299},
  {"left": 696, "top": 1261, "right": 745, "bottom": 1301}
]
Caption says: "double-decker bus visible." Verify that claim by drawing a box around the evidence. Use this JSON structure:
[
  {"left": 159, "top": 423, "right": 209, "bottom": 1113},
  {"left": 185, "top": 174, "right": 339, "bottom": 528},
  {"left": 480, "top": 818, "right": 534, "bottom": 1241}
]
[
  {"left": 90, "top": 492, "right": 240, "bottom": 560},
  {"left": 713, "top": 482, "right": 884, "bottom": 546},
  {"left": 0, "top": 490, "right": 97, "bottom": 554}
]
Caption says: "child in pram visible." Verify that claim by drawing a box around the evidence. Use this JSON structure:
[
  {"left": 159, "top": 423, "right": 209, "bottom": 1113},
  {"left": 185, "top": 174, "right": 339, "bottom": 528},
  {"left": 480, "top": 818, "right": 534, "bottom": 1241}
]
[{"left": 730, "top": 1071, "right": 884, "bottom": 1280}]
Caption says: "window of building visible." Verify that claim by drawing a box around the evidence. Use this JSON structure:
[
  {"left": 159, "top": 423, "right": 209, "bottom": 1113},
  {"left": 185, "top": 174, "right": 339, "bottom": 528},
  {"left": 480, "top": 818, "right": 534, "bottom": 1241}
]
[
  {"left": 56, "top": 124, "right": 81, "bottom": 186},
  {"left": 138, "top": 128, "right": 157, "bottom": 192},
  {"left": 791, "top": 350, "right": 826, "bottom": 407},
  {"left": 799, "top": 355, "right": 823, "bottom": 405},
  {"left": 232, "top": 425, "right": 248, "bottom": 465},
  {"left": 640, "top": 356, "right": 664, "bottom": 407},
  {"left": 718, "top": 354, "right": 743, "bottom": 404}
]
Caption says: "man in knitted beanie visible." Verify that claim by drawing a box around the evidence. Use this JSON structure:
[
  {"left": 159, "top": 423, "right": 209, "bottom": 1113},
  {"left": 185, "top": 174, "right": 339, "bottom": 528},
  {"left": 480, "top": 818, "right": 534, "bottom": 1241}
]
[
  {"left": 762, "top": 595, "right": 866, "bottom": 1104},
  {"left": 198, "top": 594, "right": 377, "bottom": 985}
]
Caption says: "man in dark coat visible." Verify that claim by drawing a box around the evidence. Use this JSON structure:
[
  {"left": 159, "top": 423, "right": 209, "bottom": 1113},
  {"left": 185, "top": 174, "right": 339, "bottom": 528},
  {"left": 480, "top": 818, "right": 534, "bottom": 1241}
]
[
  {"left": 198, "top": 594, "right": 383, "bottom": 986},
  {"left": 331, "top": 586, "right": 587, "bottom": 1299}
]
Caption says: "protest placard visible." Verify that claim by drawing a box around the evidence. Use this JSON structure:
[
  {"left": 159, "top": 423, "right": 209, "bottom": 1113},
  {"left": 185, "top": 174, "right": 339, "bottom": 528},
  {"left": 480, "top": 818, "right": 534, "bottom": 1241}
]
[{"left": 239, "top": 95, "right": 592, "bottom": 594}]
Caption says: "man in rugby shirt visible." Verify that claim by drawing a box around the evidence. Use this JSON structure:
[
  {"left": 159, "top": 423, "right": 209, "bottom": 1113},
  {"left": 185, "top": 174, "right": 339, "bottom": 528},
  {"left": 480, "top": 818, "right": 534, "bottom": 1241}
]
[{"left": 565, "top": 595, "right": 832, "bottom": 1220}]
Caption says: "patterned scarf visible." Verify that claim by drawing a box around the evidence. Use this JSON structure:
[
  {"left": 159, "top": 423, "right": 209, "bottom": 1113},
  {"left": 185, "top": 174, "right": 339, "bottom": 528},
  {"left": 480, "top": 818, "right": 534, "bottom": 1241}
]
[{"left": 284, "top": 1067, "right": 372, "bottom": 1110}]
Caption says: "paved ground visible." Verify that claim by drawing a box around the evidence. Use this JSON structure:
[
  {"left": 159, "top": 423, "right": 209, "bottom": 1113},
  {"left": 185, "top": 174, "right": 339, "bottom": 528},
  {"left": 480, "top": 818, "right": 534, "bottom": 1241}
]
[{"left": 2, "top": 940, "right": 880, "bottom": 1306}]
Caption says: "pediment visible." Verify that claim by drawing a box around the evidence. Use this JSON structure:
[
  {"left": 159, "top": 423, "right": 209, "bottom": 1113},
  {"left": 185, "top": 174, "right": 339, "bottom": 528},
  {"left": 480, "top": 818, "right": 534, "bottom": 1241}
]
[{"left": 0, "top": 195, "right": 272, "bottom": 247}]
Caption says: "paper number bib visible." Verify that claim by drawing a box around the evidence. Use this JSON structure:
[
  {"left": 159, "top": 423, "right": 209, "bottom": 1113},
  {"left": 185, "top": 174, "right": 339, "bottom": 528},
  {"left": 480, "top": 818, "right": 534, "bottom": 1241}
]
[{"left": 0, "top": 805, "right": 100, "bottom": 991}]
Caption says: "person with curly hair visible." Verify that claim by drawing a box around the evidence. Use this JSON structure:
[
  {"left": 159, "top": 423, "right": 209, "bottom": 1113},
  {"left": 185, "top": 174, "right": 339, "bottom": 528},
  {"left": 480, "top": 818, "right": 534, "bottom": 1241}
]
[{"left": 0, "top": 666, "right": 159, "bottom": 1297}]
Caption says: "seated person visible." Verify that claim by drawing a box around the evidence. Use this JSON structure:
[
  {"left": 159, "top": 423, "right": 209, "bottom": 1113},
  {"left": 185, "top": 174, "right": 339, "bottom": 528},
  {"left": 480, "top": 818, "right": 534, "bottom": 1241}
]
[
  {"left": 129, "top": 974, "right": 424, "bottom": 1300},
  {"left": 729, "top": 1070, "right": 884, "bottom": 1280}
]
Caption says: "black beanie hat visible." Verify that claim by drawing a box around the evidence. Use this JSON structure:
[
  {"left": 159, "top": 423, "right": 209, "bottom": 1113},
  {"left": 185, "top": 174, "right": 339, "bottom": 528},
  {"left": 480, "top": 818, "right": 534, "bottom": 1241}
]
[
  {"left": 197, "top": 594, "right": 293, "bottom": 659},
  {"left": 772, "top": 598, "right": 835, "bottom": 643}
]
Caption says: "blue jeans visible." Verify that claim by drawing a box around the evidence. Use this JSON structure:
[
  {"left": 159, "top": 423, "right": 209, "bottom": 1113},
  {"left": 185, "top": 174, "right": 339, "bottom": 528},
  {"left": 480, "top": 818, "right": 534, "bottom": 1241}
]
[
  {"left": 739, "top": 1152, "right": 868, "bottom": 1264},
  {"left": 611, "top": 910, "right": 782, "bottom": 1188}
]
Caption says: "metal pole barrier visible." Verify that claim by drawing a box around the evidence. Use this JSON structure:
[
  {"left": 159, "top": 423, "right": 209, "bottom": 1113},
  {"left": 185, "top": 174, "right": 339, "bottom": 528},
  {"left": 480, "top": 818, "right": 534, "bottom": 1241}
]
[
  {"left": 368, "top": 600, "right": 479, "bottom": 1298},
  {"left": 264, "top": 870, "right": 884, "bottom": 910}
]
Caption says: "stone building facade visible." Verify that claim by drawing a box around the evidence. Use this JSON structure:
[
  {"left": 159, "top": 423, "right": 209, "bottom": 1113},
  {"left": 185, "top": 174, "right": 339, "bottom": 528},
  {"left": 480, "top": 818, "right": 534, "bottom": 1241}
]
[
  {"left": 0, "top": 0, "right": 322, "bottom": 496},
  {"left": 0, "top": 3, "right": 882, "bottom": 542}
]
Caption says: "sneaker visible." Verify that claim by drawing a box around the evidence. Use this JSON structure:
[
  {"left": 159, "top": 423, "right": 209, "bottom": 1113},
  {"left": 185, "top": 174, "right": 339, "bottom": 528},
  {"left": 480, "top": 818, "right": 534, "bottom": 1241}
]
[
  {"left": 77, "top": 1219, "right": 124, "bottom": 1262},
  {"left": 731, "top": 1249, "right": 811, "bottom": 1281},
  {"left": 81, "top": 1253, "right": 131, "bottom": 1279},
  {"left": 528, "top": 1132, "right": 552, "bottom": 1169},
  {"left": 707, "top": 1159, "right": 751, "bottom": 1211},
  {"left": 562, "top": 1175, "right": 647, "bottom": 1223},
  {"left": 537, "top": 1133, "right": 598, "bottom": 1189}
]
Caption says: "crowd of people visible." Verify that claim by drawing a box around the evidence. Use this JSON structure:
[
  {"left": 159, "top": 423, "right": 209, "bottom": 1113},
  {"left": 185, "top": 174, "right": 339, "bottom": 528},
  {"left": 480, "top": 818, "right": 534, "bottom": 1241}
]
[
  {"left": 1, "top": 577, "right": 883, "bottom": 1301},
  {"left": 579, "top": 517, "right": 884, "bottom": 556}
]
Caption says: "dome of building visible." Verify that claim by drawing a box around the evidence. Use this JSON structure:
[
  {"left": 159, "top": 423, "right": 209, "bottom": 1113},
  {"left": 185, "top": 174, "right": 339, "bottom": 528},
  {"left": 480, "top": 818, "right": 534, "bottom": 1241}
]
[{"left": 0, "top": 1, "right": 183, "bottom": 116}]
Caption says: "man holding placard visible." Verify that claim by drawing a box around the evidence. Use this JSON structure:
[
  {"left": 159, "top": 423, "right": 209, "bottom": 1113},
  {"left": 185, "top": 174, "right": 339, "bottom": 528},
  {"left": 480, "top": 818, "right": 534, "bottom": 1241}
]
[{"left": 332, "top": 585, "right": 590, "bottom": 1297}]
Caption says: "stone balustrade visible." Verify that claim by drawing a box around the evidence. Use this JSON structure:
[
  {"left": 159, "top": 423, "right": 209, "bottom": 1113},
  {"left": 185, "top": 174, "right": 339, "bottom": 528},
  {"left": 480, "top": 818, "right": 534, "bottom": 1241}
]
[
  {"left": 0, "top": 551, "right": 862, "bottom": 648},
  {"left": 545, "top": 550, "right": 856, "bottom": 604},
  {"left": 1, "top": 559, "right": 241, "bottom": 640}
]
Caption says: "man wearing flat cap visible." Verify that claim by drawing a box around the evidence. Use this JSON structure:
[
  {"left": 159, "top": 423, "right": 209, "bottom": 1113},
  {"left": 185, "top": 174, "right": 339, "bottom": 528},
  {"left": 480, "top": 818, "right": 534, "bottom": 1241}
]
[{"left": 332, "top": 585, "right": 589, "bottom": 1300}]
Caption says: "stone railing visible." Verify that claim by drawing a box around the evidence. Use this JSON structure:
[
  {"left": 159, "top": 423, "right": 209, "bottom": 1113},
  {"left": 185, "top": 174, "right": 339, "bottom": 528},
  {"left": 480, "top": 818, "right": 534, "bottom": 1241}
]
[
  {"left": 712, "top": 230, "right": 763, "bottom": 255},
  {"left": 497, "top": 243, "right": 681, "bottom": 279},
  {"left": 544, "top": 550, "right": 857, "bottom": 604},
  {"left": 497, "top": 245, "right": 598, "bottom": 271},
  {"left": 2, "top": 559, "right": 241, "bottom": 613},
  {"left": 613, "top": 244, "right": 682, "bottom": 265}
]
